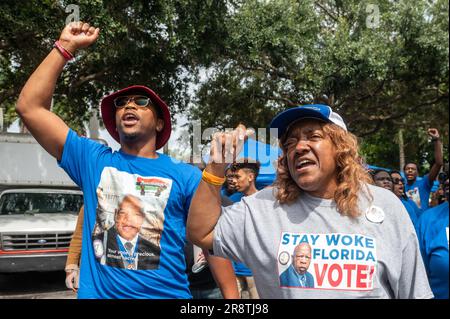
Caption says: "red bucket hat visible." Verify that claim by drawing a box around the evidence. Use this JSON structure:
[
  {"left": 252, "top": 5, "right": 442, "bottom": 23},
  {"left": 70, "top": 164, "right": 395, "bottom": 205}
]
[{"left": 100, "top": 85, "right": 172, "bottom": 150}]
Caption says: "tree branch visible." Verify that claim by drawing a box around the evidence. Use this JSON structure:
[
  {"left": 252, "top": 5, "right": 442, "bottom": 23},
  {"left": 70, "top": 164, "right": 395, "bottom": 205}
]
[
  {"left": 353, "top": 93, "right": 448, "bottom": 136},
  {"left": 314, "top": 1, "right": 339, "bottom": 23},
  {"left": 236, "top": 59, "right": 292, "bottom": 81},
  {"left": 70, "top": 68, "right": 110, "bottom": 89},
  {"left": 254, "top": 94, "right": 297, "bottom": 107},
  {"left": 358, "top": 119, "right": 384, "bottom": 137}
]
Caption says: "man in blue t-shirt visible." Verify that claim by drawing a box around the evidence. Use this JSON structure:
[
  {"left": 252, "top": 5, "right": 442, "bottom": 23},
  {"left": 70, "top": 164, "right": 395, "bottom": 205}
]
[
  {"left": 404, "top": 128, "right": 443, "bottom": 212},
  {"left": 417, "top": 173, "right": 449, "bottom": 299},
  {"left": 221, "top": 167, "right": 243, "bottom": 202},
  {"left": 16, "top": 21, "right": 236, "bottom": 299},
  {"left": 389, "top": 170, "right": 420, "bottom": 231}
]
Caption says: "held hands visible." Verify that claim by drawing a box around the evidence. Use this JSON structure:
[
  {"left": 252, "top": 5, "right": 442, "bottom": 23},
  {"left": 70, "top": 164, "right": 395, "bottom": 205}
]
[
  {"left": 59, "top": 21, "right": 100, "bottom": 55},
  {"left": 428, "top": 128, "right": 440, "bottom": 141}
]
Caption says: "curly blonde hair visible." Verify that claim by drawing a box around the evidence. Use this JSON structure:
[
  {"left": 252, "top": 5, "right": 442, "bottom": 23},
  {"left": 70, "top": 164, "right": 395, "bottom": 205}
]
[{"left": 274, "top": 121, "right": 372, "bottom": 218}]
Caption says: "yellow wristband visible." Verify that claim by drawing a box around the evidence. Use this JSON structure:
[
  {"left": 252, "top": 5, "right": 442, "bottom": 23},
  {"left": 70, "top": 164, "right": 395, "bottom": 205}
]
[{"left": 202, "top": 169, "right": 226, "bottom": 186}]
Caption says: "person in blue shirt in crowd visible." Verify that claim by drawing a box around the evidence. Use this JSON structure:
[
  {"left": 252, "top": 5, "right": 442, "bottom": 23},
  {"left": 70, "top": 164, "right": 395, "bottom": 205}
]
[
  {"left": 371, "top": 169, "right": 420, "bottom": 230},
  {"left": 430, "top": 170, "right": 448, "bottom": 207},
  {"left": 371, "top": 169, "right": 394, "bottom": 191},
  {"left": 222, "top": 167, "right": 243, "bottom": 203},
  {"left": 228, "top": 160, "right": 261, "bottom": 299},
  {"left": 390, "top": 170, "right": 421, "bottom": 230},
  {"left": 404, "top": 128, "right": 443, "bottom": 212},
  {"left": 417, "top": 168, "right": 449, "bottom": 299},
  {"left": 280, "top": 243, "right": 315, "bottom": 288},
  {"left": 15, "top": 21, "right": 236, "bottom": 299}
]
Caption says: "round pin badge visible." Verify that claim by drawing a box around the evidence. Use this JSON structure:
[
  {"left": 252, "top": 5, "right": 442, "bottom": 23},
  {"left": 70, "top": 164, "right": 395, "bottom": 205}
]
[
  {"left": 278, "top": 251, "right": 290, "bottom": 265},
  {"left": 365, "top": 205, "right": 385, "bottom": 224}
]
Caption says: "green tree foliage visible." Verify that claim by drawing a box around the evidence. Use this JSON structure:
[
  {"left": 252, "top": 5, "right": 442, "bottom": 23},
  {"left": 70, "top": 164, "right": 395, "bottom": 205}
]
[
  {"left": 0, "top": 0, "right": 231, "bottom": 133},
  {"left": 190, "top": 0, "right": 448, "bottom": 169},
  {"left": 1, "top": 0, "right": 448, "bottom": 170}
]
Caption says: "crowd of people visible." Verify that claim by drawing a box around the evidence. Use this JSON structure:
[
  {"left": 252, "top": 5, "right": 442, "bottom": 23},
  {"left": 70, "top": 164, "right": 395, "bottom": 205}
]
[{"left": 15, "top": 22, "right": 447, "bottom": 299}]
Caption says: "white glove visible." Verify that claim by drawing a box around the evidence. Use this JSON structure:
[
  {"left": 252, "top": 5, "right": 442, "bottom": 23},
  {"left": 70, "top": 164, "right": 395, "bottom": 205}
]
[{"left": 65, "top": 264, "right": 80, "bottom": 291}]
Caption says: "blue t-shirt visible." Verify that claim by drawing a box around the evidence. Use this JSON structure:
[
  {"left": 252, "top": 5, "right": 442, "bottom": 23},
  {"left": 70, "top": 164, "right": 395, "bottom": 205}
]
[
  {"left": 417, "top": 201, "right": 449, "bottom": 299},
  {"left": 59, "top": 130, "right": 201, "bottom": 299},
  {"left": 400, "top": 197, "right": 420, "bottom": 231},
  {"left": 220, "top": 188, "right": 243, "bottom": 203},
  {"left": 405, "top": 175, "right": 433, "bottom": 211},
  {"left": 233, "top": 259, "right": 253, "bottom": 277}
]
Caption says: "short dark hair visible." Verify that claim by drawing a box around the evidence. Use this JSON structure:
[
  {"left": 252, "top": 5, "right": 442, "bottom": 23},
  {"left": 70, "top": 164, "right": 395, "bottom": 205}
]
[
  {"left": 231, "top": 159, "right": 261, "bottom": 179},
  {"left": 403, "top": 162, "right": 418, "bottom": 172},
  {"left": 370, "top": 168, "right": 390, "bottom": 178},
  {"left": 390, "top": 170, "right": 402, "bottom": 176}
]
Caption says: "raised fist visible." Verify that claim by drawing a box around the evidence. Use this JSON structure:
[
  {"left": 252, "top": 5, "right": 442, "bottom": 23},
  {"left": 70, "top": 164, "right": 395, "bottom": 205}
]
[
  {"left": 427, "top": 128, "right": 440, "bottom": 141},
  {"left": 58, "top": 21, "right": 100, "bottom": 55},
  {"left": 209, "top": 124, "right": 253, "bottom": 166}
]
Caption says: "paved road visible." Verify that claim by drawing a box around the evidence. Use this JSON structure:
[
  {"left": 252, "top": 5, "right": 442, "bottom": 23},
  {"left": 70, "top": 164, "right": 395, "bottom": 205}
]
[{"left": 0, "top": 271, "right": 76, "bottom": 299}]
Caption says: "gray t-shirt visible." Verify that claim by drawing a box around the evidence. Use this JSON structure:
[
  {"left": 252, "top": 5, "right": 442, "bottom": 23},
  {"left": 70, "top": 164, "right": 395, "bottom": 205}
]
[{"left": 213, "top": 184, "right": 433, "bottom": 299}]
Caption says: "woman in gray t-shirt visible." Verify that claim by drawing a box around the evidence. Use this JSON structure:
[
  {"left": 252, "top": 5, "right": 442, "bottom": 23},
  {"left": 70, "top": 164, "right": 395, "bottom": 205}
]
[{"left": 187, "top": 104, "right": 433, "bottom": 299}]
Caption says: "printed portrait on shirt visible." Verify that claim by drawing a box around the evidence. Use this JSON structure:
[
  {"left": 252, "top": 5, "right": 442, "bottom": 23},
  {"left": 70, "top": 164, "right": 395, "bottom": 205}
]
[
  {"left": 278, "top": 232, "right": 377, "bottom": 291},
  {"left": 92, "top": 167, "right": 171, "bottom": 270},
  {"left": 406, "top": 187, "right": 421, "bottom": 209}
]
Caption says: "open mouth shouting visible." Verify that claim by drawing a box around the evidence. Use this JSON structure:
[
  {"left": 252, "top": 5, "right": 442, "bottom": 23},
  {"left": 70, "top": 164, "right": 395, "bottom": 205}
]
[
  {"left": 122, "top": 112, "right": 140, "bottom": 127},
  {"left": 295, "top": 158, "right": 317, "bottom": 173}
]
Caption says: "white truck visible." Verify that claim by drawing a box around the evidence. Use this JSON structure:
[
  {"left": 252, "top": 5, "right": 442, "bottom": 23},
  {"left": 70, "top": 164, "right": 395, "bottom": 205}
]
[{"left": 0, "top": 133, "right": 83, "bottom": 272}]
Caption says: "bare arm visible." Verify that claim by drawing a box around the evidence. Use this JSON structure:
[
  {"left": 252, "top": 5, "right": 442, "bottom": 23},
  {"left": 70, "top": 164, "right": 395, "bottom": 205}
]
[
  {"left": 66, "top": 206, "right": 84, "bottom": 267},
  {"left": 187, "top": 166, "right": 224, "bottom": 250},
  {"left": 205, "top": 251, "right": 239, "bottom": 299},
  {"left": 427, "top": 128, "right": 443, "bottom": 183},
  {"left": 65, "top": 205, "right": 84, "bottom": 292},
  {"left": 16, "top": 22, "right": 100, "bottom": 161},
  {"left": 187, "top": 125, "right": 249, "bottom": 250}
]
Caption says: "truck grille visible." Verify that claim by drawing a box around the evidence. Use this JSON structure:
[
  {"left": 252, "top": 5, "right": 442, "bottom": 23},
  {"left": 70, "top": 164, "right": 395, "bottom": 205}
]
[{"left": 0, "top": 232, "right": 73, "bottom": 250}]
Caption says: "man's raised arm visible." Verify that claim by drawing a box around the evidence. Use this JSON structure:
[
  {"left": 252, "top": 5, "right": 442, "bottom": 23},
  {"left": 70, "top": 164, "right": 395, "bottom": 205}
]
[
  {"left": 16, "top": 22, "right": 99, "bottom": 161},
  {"left": 427, "top": 128, "right": 443, "bottom": 183}
]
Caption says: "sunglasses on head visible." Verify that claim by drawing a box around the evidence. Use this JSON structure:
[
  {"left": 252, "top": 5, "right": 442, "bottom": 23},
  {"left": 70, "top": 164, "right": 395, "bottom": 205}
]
[{"left": 113, "top": 95, "right": 154, "bottom": 109}]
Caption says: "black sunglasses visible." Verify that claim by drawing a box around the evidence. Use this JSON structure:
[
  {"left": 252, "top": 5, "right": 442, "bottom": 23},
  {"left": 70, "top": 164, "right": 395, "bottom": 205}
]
[
  {"left": 113, "top": 95, "right": 154, "bottom": 109},
  {"left": 392, "top": 177, "right": 404, "bottom": 185}
]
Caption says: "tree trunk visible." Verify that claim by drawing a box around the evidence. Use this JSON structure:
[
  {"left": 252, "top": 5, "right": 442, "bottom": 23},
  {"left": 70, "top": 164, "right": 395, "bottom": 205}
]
[
  {"left": 0, "top": 108, "right": 3, "bottom": 132},
  {"left": 398, "top": 128, "right": 405, "bottom": 171},
  {"left": 88, "top": 109, "right": 100, "bottom": 139},
  {"left": 162, "top": 143, "right": 169, "bottom": 155}
]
